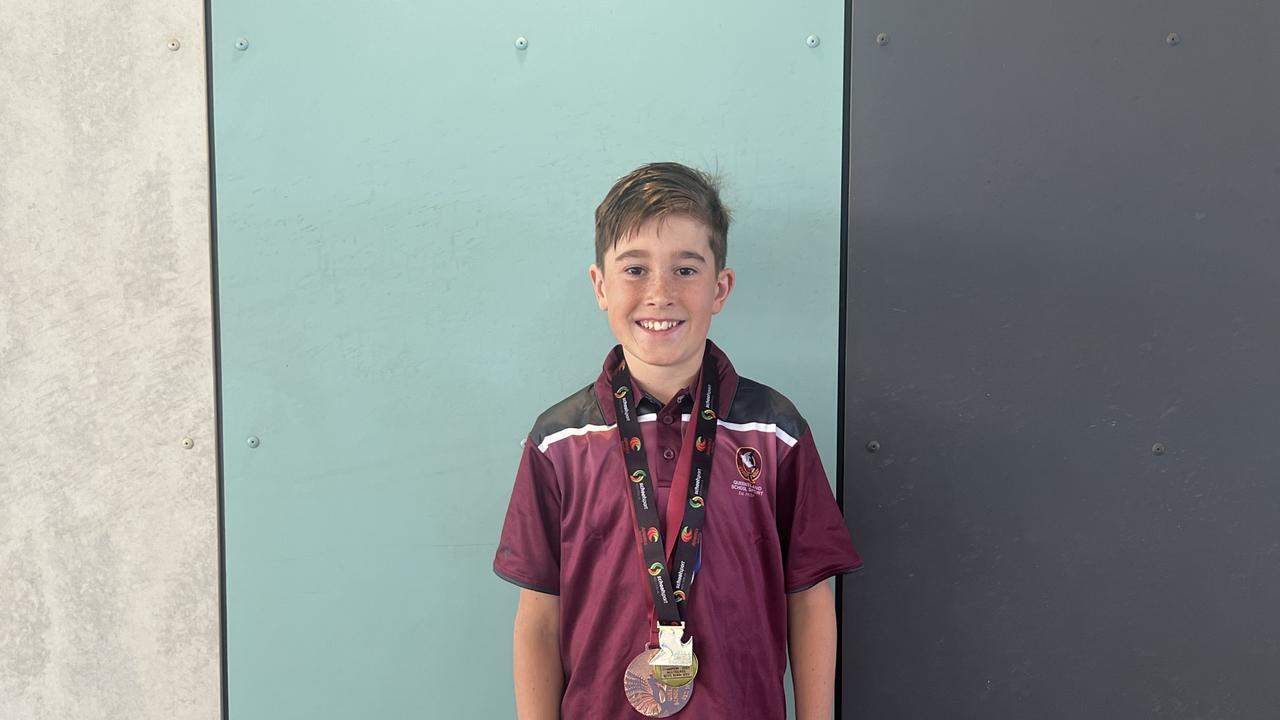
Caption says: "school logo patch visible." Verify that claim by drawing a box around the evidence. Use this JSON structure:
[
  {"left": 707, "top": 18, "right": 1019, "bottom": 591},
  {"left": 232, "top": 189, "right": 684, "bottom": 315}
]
[
  {"left": 736, "top": 447, "right": 762, "bottom": 484},
  {"left": 731, "top": 447, "right": 765, "bottom": 497}
]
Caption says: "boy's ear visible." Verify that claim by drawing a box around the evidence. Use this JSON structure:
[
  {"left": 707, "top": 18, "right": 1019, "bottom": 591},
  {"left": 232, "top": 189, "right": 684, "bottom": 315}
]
[
  {"left": 588, "top": 264, "right": 608, "bottom": 310},
  {"left": 712, "top": 267, "right": 736, "bottom": 314}
]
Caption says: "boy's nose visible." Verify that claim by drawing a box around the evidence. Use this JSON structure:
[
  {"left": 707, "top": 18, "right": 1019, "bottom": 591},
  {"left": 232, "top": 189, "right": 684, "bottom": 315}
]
[{"left": 644, "top": 276, "right": 675, "bottom": 305}]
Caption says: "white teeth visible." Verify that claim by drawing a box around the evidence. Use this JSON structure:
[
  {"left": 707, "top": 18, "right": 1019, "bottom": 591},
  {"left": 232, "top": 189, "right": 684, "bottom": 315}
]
[{"left": 639, "top": 320, "right": 680, "bottom": 331}]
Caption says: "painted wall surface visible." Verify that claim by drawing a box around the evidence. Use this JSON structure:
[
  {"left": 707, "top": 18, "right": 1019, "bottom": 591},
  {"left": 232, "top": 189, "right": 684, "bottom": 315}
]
[
  {"left": 211, "top": 1, "right": 844, "bottom": 717},
  {"left": 0, "top": 2, "right": 221, "bottom": 719}
]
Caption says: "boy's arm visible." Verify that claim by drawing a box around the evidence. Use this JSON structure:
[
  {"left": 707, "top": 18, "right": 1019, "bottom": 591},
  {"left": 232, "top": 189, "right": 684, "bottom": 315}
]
[
  {"left": 788, "top": 580, "right": 838, "bottom": 720},
  {"left": 513, "top": 588, "right": 563, "bottom": 720}
]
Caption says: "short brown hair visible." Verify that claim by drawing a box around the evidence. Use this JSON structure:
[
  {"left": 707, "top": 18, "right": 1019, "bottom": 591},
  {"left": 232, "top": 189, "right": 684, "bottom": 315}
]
[{"left": 594, "top": 162, "right": 731, "bottom": 271}]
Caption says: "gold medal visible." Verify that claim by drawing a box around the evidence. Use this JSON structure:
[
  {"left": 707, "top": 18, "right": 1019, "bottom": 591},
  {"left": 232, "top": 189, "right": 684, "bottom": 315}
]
[
  {"left": 624, "top": 649, "right": 694, "bottom": 717},
  {"left": 652, "top": 652, "right": 699, "bottom": 688}
]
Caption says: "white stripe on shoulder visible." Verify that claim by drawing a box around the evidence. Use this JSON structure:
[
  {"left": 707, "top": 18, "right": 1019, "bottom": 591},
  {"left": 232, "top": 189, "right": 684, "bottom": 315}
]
[
  {"left": 537, "top": 423, "right": 614, "bottom": 452},
  {"left": 717, "top": 420, "right": 798, "bottom": 447},
  {"left": 537, "top": 414, "right": 661, "bottom": 453},
  {"left": 680, "top": 414, "right": 799, "bottom": 447},
  {"left": 537, "top": 414, "right": 799, "bottom": 452}
]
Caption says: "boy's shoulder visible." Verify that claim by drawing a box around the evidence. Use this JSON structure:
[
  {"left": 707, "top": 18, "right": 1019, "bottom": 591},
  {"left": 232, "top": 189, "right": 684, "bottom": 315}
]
[
  {"left": 527, "top": 384, "right": 606, "bottom": 451},
  {"left": 726, "top": 375, "right": 810, "bottom": 443}
]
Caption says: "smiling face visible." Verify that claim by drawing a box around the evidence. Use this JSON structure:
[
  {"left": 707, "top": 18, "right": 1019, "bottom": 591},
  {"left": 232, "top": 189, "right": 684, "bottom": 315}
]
[{"left": 589, "top": 214, "right": 735, "bottom": 391}]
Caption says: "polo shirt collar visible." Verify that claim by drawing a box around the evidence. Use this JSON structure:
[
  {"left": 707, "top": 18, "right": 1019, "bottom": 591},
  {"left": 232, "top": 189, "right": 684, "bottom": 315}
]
[{"left": 594, "top": 339, "right": 739, "bottom": 425}]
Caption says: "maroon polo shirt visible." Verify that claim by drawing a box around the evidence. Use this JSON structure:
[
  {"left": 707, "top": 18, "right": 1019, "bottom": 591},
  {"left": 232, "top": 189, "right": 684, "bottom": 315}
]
[{"left": 495, "top": 341, "right": 862, "bottom": 718}]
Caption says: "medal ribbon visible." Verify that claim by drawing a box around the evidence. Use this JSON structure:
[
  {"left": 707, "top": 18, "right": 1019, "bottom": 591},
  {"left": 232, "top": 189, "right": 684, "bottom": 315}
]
[{"left": 611, "top": 344, "right": 719, "bottom": 629}]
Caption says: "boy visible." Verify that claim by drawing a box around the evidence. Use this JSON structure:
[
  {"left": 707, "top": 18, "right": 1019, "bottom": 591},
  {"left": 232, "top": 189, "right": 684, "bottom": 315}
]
[{"left": 494, "top": 162, "right": 862, "bottom": 718}]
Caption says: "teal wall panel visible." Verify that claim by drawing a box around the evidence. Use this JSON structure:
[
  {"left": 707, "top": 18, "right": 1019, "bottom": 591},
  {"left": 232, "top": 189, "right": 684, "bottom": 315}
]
[{"left": 212, "top": 2, "right": 843, "bottom": 717}]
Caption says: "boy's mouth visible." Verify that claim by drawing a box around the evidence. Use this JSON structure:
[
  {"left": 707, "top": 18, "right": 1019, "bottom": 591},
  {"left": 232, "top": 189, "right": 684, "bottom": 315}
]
[{"left": 635, "top": 319, "right": 684, "bottom": 333}]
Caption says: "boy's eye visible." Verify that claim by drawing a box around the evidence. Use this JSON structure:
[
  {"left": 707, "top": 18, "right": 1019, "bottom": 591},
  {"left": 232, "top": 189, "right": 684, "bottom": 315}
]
[
  {"left": 676, "top": 267, "right": 697, "bottom": 277},
  {"left": 623, "top": 266, "right": 645, "bottom": 276}
]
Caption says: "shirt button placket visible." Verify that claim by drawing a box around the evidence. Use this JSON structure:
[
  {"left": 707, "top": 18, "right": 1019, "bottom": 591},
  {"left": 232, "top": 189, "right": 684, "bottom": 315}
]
[{"left": 657, "top": 414, "right": 679, "bottom": 485}]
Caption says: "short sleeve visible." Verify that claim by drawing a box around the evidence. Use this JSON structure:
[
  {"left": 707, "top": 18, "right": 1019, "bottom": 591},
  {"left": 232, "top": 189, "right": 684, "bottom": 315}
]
[
  {"left": 493, "top": 438, "right": 562, "bottom": 595},
  {"left": 775, "top": 429, "right": 863, "bottom": 592}
]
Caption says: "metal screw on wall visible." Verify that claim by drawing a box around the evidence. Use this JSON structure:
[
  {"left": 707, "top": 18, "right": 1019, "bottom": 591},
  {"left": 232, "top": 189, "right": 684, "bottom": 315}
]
[
  {"left": 235, "top": 38, "right": 250, "bottom": 51},
  {"left": 876, "top": 32, "right": 890, "bottom": 46},
  {"left": 247, "top": 436, "right": 261, "bottom": 449},
  {"left": 806, "top": 35, "right": 821, "bottom": 48},
  {"left": 181, "top": 437, "right": 194, "bottom": 449},
  {"left": 1152, "top": 443, "right": 1166, "bottom": 456},
  {"left": 167, "top": 39, "right": 181, "bottom": 51},
  {"left": 1166, "top": 33, "right": 1180, "bottom": 46},
  {"left": 865, "top": 440, "right": 881, "bottom": 453},
  {"left": 514, "top": 36, "right": 528, "bottom": 50}
]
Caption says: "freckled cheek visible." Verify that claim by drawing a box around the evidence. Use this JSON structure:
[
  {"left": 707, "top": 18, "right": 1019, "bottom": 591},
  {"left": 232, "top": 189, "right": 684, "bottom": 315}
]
[
  {"left": 608, "top": 294, "right": 641, "bottom": 327},
  {"left": 614, "top": 289, "right": 646, "bottom": 315}
]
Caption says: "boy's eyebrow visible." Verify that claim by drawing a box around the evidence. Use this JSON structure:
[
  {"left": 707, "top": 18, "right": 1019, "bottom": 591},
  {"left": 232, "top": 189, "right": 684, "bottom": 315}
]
[{"left": 613, "top": 249, "right": 708, "bottom": 263}]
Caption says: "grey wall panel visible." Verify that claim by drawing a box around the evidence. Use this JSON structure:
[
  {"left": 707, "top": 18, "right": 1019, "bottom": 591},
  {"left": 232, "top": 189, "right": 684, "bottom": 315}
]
[
  {"left": 842, "top": 1, "right": 1280, "bottom": 717},
  {"left": 0, "top": 1, "right": 221, "bottom": 718}
]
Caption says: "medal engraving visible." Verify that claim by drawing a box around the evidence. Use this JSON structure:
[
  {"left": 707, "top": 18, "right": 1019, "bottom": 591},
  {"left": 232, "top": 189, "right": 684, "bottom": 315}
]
[{"left": 653, "top": 653, "right": 699, "bottom": 688}]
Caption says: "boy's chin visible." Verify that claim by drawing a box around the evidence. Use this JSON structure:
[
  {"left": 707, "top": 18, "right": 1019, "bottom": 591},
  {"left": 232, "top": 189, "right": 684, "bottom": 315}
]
[{"left": 621, "top": 335, "right": 709, "bottom": 365}]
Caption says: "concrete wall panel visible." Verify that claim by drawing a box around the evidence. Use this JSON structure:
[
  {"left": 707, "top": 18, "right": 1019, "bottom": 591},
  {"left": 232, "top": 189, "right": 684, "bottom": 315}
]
[{"left": 0, "top": 1, "right": 221, "bottom": 718}]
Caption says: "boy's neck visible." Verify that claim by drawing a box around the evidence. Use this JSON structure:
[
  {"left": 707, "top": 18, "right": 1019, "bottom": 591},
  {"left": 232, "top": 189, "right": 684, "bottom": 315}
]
[{"left": 623, "top": 352, "right": 701, "bottom": 406}]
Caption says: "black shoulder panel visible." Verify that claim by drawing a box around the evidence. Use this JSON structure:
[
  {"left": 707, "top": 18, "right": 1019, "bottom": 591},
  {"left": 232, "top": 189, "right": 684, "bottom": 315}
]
[
  {"left": 727, "top": 377, "right": 809, "bottom": 441},
  {"left": 529, "top": 384, "right": 606, "bottom": 447}
]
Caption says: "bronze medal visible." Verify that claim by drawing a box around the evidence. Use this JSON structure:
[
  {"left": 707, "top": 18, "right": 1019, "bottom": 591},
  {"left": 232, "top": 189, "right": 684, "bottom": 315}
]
[{"left": 624, "top": 649, "right": 694, "bottom": 717}]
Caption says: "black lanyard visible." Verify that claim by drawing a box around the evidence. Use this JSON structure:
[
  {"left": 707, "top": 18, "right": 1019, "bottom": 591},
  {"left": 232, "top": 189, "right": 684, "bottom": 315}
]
[{"left": 610, "top": 345, "right": 719, "bottom": 627}]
